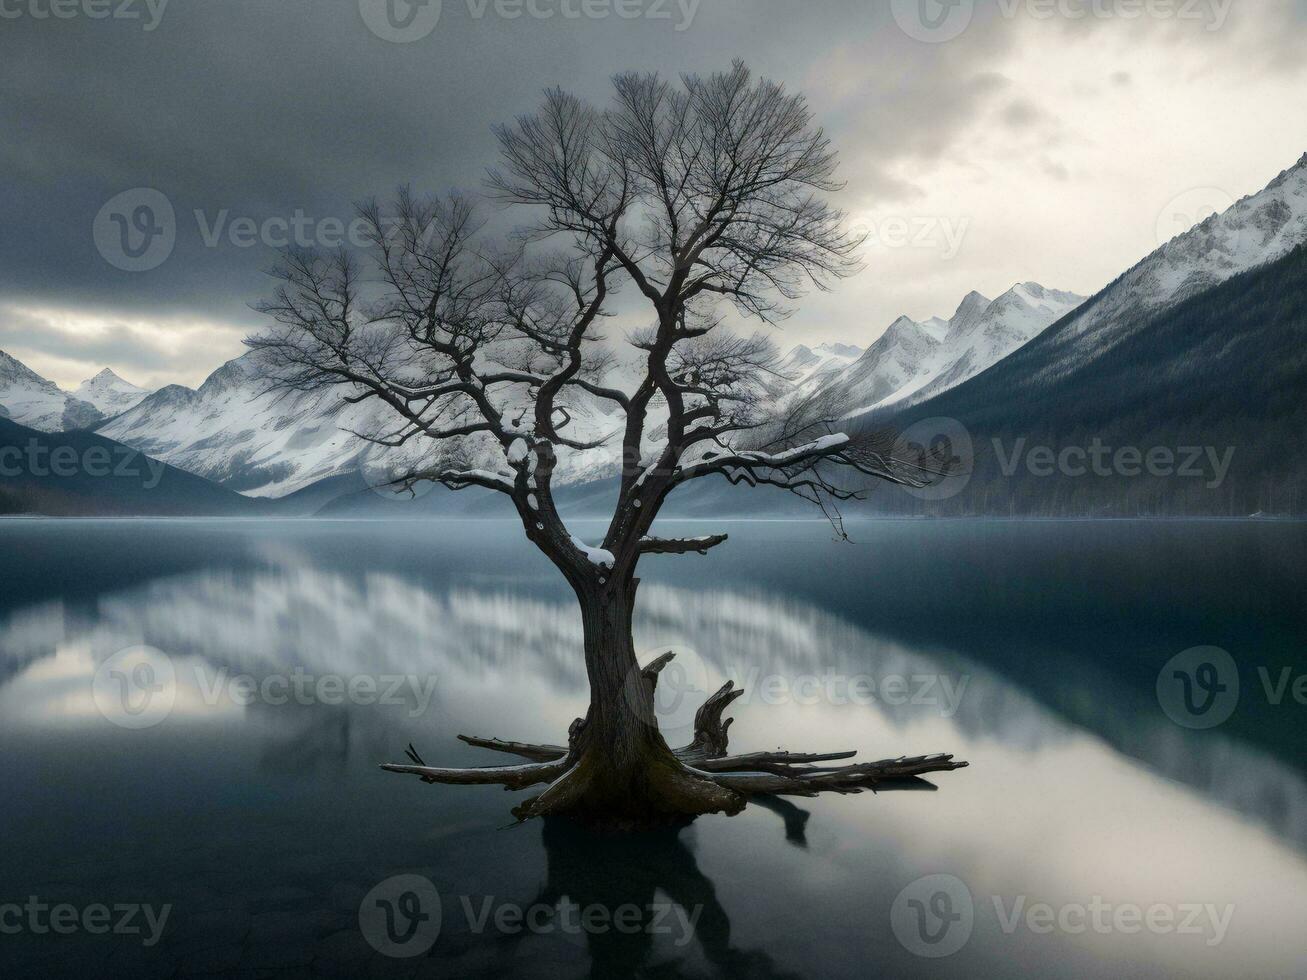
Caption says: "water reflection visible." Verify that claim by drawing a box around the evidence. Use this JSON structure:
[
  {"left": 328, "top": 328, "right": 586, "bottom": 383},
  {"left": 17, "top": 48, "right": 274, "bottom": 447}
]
[
  {"left": 437, "top": 820, "right": 803, "bottom": 979},
  {"left": 3, "top": 540, "right": 1305, "bottom": 849},
  {"left": 1, "top": 519, "right": 1306, "bottom": 978}
]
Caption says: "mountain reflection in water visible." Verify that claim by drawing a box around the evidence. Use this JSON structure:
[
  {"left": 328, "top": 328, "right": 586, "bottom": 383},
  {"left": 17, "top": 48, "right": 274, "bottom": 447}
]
[{"left": 1, "top": 518, "right": 1304, "bottom": 978}]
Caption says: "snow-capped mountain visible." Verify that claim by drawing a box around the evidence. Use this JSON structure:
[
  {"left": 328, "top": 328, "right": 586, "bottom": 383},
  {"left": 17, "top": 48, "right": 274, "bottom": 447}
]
[
  {"left": 857, "top": 151, "right": 1307, "bottom": 517},
  {"left": 778, "top": 341, "right": 863, "bottom": 384},
  {"left": 833, "top": 313, "right": 952, "bottom": 411},
  {"left": 0, "top": 350, "right": 102, "bottom": 432},
  {"left": 806, "top": 282, "right": 1084, "bottom": 417},
  {"left": 94, "top": 281, "right": 1075, "bottom": 500},
  {"left": 885, "top": 282, "right": 1086, "bottom": 411},
  {"left": 86, "top": 154, "right": 1307, "bottom": 507},
  {"left": 97, "top": 349, "right": 624, "bottom": 497},
  {"left": 1027, "top": 152, "right": 1307, "bottom": 381},
  {"left": 97, "top": 353, "right": 404, "bottom": 497},
  {"left": 73, "top": 368, "right": 153, "bottom": 417}
]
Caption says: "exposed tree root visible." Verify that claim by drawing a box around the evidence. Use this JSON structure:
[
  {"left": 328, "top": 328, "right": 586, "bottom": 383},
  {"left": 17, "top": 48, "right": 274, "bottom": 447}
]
[{"left": 382, "top": 655, "right": 968, "bottom": 828}]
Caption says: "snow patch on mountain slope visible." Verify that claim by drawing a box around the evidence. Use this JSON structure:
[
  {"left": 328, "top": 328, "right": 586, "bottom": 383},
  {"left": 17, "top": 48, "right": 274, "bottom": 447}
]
[
  {"left": 0, "top": 350, "right": 103, "bottom": 432},
  {"left": 97, "top": 349, "right": 626, "bottom": 497},
  {"left": 777, "top": 342, "right": 862, "bottom": 385},
  {"left": 94, "top": 275, "right": 1075, "bottom": 499},
  {"left": 880, "top": 282, "right": 1085, "bottom": 411},
  {"left": 73, "top": 368, "right": 153, "bottom": 417},
  {"left": 1033, "top": 153, "right": 1307, "bottom": 379},
  {"left": 819, "top": 281, "right": 1083, "bottom": 418}
]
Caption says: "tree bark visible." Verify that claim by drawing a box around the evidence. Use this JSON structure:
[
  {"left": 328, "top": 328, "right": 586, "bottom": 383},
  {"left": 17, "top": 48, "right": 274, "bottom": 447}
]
[
  {"left": 383, "top": 568, "right": 967, "bottom": 829},
  {"left": 532, "top": 578, "right": 745, "bottom": 828}
]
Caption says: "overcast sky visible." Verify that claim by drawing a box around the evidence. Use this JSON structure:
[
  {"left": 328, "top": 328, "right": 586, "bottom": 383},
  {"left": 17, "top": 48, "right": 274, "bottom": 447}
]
[{"left": 2, "top": 0, "right": 1305, "bottom": 389}]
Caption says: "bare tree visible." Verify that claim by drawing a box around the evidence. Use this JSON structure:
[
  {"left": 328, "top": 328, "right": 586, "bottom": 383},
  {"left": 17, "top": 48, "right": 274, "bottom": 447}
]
[{"left": 248, "top": 62, "right": 964, "bottom": 829}]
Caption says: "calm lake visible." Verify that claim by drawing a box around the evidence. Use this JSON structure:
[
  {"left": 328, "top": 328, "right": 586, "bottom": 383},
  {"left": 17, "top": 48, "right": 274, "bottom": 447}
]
[{"left": 2, "top": 518, "right": 1305, "bottom": 978}]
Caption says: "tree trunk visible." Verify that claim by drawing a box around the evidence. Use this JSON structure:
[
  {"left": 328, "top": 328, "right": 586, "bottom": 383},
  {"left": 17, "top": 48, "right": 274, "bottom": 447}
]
[
  {"left": 382, "top": 570, "right": 968, "bottom": 829},
  {"left": 554, "top": 578, "right": 745, "bottom": 829}
]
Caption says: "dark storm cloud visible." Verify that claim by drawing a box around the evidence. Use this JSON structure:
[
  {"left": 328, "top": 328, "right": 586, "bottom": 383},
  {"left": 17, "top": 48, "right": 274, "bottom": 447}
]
[
  {"left": 3, "top": 0, "right": 1305, "bottom": 383},
  {"left": 0, "top": 1, "right": 1020, "bottom": 324}
]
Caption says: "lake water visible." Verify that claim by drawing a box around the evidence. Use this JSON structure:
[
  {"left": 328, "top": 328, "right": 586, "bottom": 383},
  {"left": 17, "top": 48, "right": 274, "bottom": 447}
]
[{"left": 2, "top": 518, "right": 1305, "bottom": 978}]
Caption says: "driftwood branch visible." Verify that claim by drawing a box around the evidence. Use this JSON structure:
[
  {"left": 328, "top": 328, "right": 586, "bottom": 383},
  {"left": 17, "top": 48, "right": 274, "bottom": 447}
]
[
  {"left": 694, "top": 754, "right": 968, "bottom": 797},
  {"left": 456, "top": 734, "right": 567, "bottom": 763},
  {"left": 384, "top": 652, "right": 966, "bottom": 820},
  {"left": 380, "top": 743, "right": 569, "bottom": 790},
  {"left": 678, "top": 680, "right": 745, "bottom": 762}
]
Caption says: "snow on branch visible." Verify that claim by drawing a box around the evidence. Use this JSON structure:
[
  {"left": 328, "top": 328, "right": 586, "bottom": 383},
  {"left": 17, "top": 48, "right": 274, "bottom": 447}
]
[
  {"left": 569, "top": 535, "right": 616, "bottom": 569},
  {"left": 638, "top": 534, "right": 729, "bottom": 555},
  {"left": 676, "top": 432, "right": 850, "bottom": 481}
]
